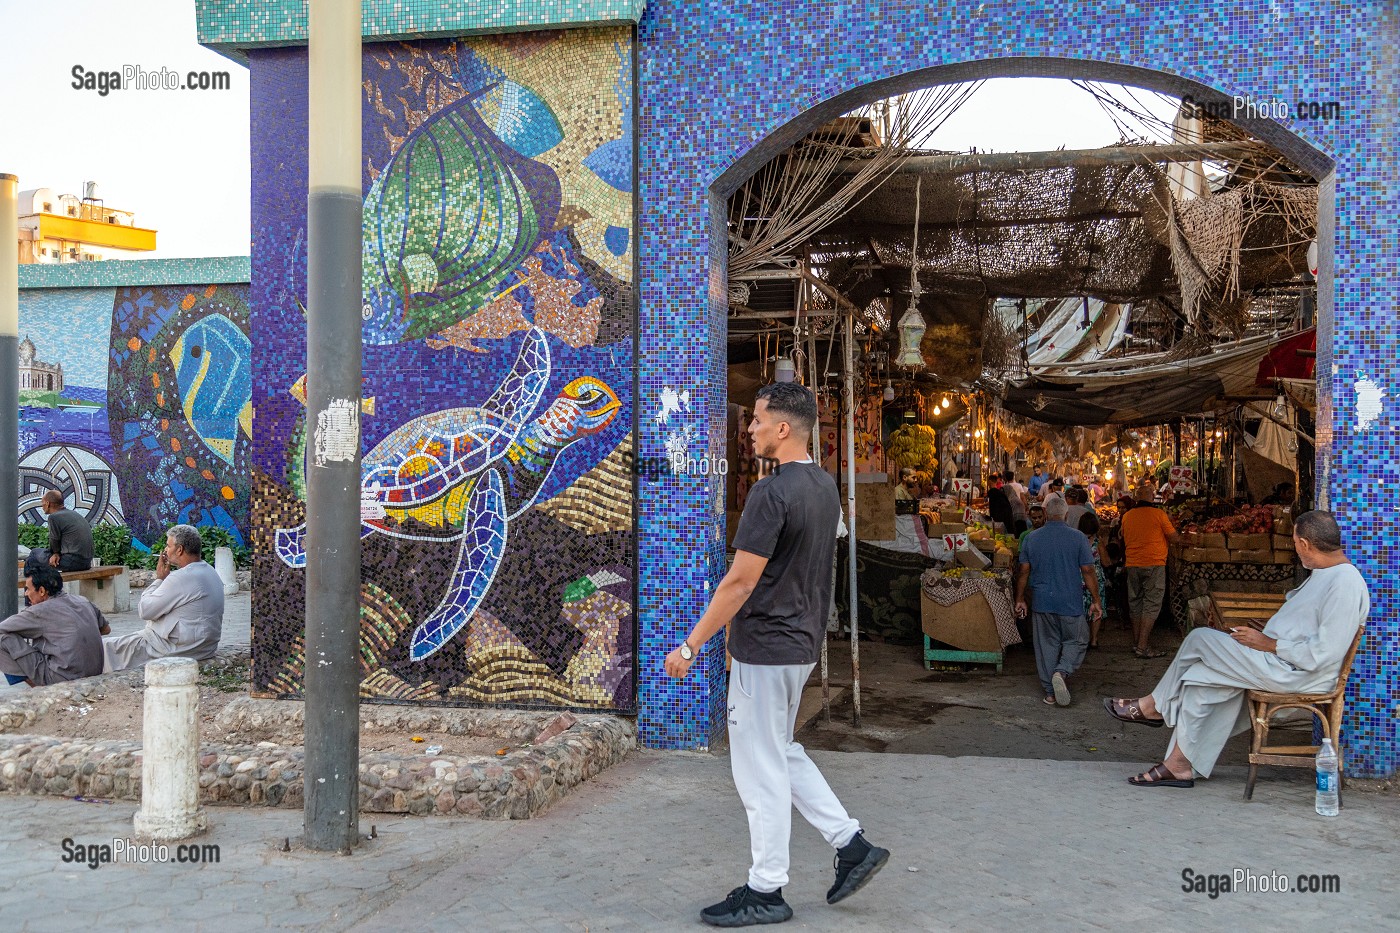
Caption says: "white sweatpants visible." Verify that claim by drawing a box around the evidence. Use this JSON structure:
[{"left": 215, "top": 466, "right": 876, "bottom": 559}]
[{"left": 729, "top": 659, "right": 861, "bottom": 892}]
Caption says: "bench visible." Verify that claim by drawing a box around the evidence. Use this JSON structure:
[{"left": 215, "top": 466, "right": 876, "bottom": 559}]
[{"left": 16, "top": 564, "right": 131, "bottom": 613}]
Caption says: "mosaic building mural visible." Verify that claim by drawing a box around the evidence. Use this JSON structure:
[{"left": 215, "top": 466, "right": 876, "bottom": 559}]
[
  {"left": 200, "top": 1, "right": 1393, "bottom": 774},
  {"left": 248, "top": 29, "right": 636, "bottom": 712},
  {"left": 15, "top": 273, "right": 252, "bottom": 551}
]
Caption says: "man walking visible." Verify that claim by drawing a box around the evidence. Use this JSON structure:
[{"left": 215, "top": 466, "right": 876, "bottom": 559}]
[
  {"left": 1120, "top": 484, "right": 1180, "bottom": 658},
  {"left": 1014, "top": 497, "right": 1102, "bottom": 706},
  {"left": 24, "top": 491, "right": 94, "bottom": 576},
  {"left": 665, "top": 382, "right": 888, "bottom": 927}
]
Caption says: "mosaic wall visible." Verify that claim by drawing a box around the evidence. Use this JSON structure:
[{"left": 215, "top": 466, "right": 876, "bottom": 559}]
[
  {"left": 15, "top": 281, "right": 252, "bottom": 551},
  {"left": 634, "top": 0, "right": 1397, "bottom": 772},
  {"left": 249, "top": 29, "right": 636, "bottom": 712}
]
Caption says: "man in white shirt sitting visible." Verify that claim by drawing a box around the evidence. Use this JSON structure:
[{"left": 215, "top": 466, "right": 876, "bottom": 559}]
[
  {"left": 1102, "top": 510, "right": 1368, "bottom": 787},
  {"left": 103, "top": 524, "right": 226, "bottom": 672}
]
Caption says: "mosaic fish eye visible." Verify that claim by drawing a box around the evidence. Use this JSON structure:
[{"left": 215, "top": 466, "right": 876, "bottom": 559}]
[{"left": 362, "top": 301, "right": 373, "bottom": 321}]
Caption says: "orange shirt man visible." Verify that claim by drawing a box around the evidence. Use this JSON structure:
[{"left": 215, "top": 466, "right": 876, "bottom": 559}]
[{"left": 1119, "top": 486, "right": 1180, "bottom": 657}]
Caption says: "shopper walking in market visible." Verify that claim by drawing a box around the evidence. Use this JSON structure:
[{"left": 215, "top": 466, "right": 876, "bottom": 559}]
[
  {"left": 665, "top": 382, "right": 889, "bottom": 927},
  {"left": 1120, "top": 483, "right": 1181, "bottom": 658},
  {"left": 1014, "top": 497, "right": 1102, "bottom": 706},
  {"left": 1003, "top": 469, "right": 1030, "bottom": 534}
]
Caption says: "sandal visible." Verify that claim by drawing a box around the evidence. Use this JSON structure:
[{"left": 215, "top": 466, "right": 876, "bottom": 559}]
[
  {"left": 1043, "top": 694, "right": 1057, "bottom": 705},
  {"left": 1102, "top": 697, "right": 1164, "bottom": 727},
  {"left": 1128, "top": 762, "right": 1195, "bottom": 788},
  {"left": 1133, "top": 647, "right": 1166, "bottom": 659}
]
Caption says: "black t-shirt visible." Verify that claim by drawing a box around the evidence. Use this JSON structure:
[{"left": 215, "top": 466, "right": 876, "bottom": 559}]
[{"left": 729, "top": 461, "right": 840, "bottom": 665}]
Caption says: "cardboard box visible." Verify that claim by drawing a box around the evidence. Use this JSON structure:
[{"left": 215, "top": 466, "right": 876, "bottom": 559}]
[
  {"left": 1177, "top": 532, "right": 1201, "bottom": 548},
  {"left": 926, "top": 522, "right": 966, "bottom": 538},
  {"left": 921, "top": 589, "right": 1001, "bottom": 653},
  {"left": 855, "top": 483, "right": 896, "bottom": 541},
  {"left": 1230, "top": 549, "right": 1273, "bottom": 564},
  {"left": 1274, "top": 515, "right": 1294, "bottom": 535},
  {"left": 940, "top": 509, "right": 964, "bottom": 523},
  {"left": 1182, "top": 547, "right": 1231, "bottom": 563},
  {"left": 1273, "top": 534, "right": 1295, "bottom": 551},
  {"left": 1227, "top": 533, "right": 1271, "bottom": 550},
  {"left": 1197, "top": 533, "right": 1227, "bottom": 549},
  {"left": 954, "top": 547, "right": 992, "bottom": 569},
  {"left": 1272, "top": 550, "right": 1298, "bottom": 564}
]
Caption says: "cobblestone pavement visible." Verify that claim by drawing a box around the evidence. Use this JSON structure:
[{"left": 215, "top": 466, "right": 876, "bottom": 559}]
[{"left": 3, "top": 747, "right": 1396, "bottom": 931}]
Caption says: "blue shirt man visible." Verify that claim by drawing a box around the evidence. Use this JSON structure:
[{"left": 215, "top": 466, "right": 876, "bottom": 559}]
[
  {"left": 1027, "top": 468, "right": 1047, "bottom": 497},
  {"left": 1014, "top": 499, "right": 1101, "bottom": 706}
]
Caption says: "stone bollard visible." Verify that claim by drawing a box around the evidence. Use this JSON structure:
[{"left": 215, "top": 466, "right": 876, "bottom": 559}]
[
  {"left": 214, "top": 546, "right": 240, "bottom": 597},
  {"left": 134, "top": 658, "right": 208, "bottom": 840}
]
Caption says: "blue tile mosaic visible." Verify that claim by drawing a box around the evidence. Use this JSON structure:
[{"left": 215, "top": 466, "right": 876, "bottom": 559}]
[
  {"left": 634, "top": 1, "right": 1398, "bottom": 772},
  {"left": 248, "top": 30, "right": 637, "bottom": 712}
]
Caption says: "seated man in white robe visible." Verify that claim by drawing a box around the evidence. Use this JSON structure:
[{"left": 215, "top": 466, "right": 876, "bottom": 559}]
[
  {"left": 1102, "top": 510, "right": 1368, "bottom": 787},
  {"left": 104, "top": 524, "right": 225, "bottom": 672}
]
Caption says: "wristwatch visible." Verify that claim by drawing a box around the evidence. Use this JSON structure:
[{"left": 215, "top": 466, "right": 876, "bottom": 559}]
[{"left": 679, "top": 641, "right": 695, "bottom": 661}]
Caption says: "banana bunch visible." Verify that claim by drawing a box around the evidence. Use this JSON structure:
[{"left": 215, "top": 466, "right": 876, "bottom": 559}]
[{"left": 888, "top": 424, "right": 939, "bottom": 471}]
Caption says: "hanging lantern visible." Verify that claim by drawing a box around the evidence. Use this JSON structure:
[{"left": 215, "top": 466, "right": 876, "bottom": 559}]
[
  {"left": 897, "top": 305, "right": 926, "bottom": 368},
  {"left": 774, "top": 358, "right": 796, "bottom": 383},
  {"left": 883, "top": 380, "right": 895, "bottom": 401},
  {"left": 898, "top": 176, "right": 927, "bottom": 370}
]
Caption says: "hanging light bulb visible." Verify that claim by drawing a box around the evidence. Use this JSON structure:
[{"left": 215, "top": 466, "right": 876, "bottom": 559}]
[
  {"left": 883, "top": 379, "right": 895, "bottom": 401},
  {"left": 940, "top": 395, "right": 950, "bottom": 409}
]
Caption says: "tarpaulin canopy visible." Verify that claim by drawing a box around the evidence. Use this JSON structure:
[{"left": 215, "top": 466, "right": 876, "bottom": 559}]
[{"left": 1001, "top": 331, "right": 1288, "bottom": 426}]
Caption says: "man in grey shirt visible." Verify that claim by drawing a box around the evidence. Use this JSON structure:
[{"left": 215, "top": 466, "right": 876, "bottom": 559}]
[
  {"left": 24, "top": 491, "right": 95, "bottom": 577},
  {"left": 104, "top": 524, "right": 225, "bottom": 672},
  {"left": 1, "top": 565, "right": 109, "bottom": 686}
]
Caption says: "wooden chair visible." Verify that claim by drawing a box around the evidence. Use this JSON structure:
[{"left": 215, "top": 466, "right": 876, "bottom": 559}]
[{"left": 1243, "top": 624, "right": 1365, "bottom": 801}]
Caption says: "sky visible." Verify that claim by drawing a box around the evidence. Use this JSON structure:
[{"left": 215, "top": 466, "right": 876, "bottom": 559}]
[
  {"left": 0, "top": 0, "right": 251, "bottom": 259},
  {"left": 0, "top": 1, "right": 1178, "bottom": 261}
]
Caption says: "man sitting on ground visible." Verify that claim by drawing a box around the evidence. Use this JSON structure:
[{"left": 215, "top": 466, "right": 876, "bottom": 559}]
[
  {"left": 1103, "top": 510, "right": 1368, "bottom": 787},
  {"left": 103, "top": 524, "right": 225, "bottom": 672},
  {"left": 0, "top": 566, "right": 109, "bottom": 687},
  {"left": 24, "top": 491, "right": 94, "bottom": 577}
]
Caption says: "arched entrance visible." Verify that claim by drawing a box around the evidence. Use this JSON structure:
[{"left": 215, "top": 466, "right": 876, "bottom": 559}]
[{"left": 637, "top": 7, "right": 1388, "bottom": 781}]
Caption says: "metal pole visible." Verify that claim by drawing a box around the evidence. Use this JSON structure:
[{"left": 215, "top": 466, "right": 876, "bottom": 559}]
[
  {"left": 843, "top": 311, "right": 860, "bottom": 727},
  {"left": 304, "top": 0, "right": 362, "bottom": 853},
  {"left": 806, "top": 310, "right": 830, "bottom": 725},
  {"left": 0, "top": 174, "right": 17, "bottom": 623}
]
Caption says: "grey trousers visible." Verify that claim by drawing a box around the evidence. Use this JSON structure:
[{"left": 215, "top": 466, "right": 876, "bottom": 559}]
[
  {"left": 0, "top": 633, "right": 54, "bottom": 686},
  {"left": 1032, "top": 612, "right": 1089, "bottom": 695}
]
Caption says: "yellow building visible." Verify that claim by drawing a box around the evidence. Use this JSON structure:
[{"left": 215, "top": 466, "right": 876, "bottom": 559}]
[{"left": 16, "top": 183, "right": 157, "bottom": 263}]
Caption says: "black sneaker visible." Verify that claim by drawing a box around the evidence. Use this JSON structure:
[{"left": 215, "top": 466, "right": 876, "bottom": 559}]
[
  {"left": 700, "top": 885, "right": 793, "bottom": 927},
  {"left": 827, "top": 831, "right": 890, "bottom": 905}
]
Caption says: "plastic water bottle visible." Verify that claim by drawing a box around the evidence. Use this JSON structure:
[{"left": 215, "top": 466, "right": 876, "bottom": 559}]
[{"left": 1314, "top": 738, "right": 1339, "bottom": 817}]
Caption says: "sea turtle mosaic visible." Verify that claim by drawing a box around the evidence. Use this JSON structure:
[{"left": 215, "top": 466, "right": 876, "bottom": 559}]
[{"left": 275, "top": 328, "right": 621, "bottom": 661}]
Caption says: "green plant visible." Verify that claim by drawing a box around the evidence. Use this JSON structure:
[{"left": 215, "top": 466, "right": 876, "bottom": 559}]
[
  {"left": 232, "top": 545, "right": 253, "bottom": 570},
  {"left": 17, "top": 524, "right": 47, "bottom": 549},
  {"left": 91, "top": 524, "right": 132, "bottom": 567},
  {"left": 198, "top": 526, "right": 239, "bottom": 565},
  {"left": 125, "top": 547, "right": 158, "bottom": 570}
]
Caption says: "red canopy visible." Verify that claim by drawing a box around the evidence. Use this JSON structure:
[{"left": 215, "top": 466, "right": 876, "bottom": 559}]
[{"left": 1256, "top": 328, "right": 1315, "bottom": 385}]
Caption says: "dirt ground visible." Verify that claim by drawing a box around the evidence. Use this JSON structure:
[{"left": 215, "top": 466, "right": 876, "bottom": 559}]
[
  {"left": 20, "top": 665, "right": 527, "bottom": 758},
  {"left": 799, "top": 620, "right": 1311, "bottom": 780}
]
